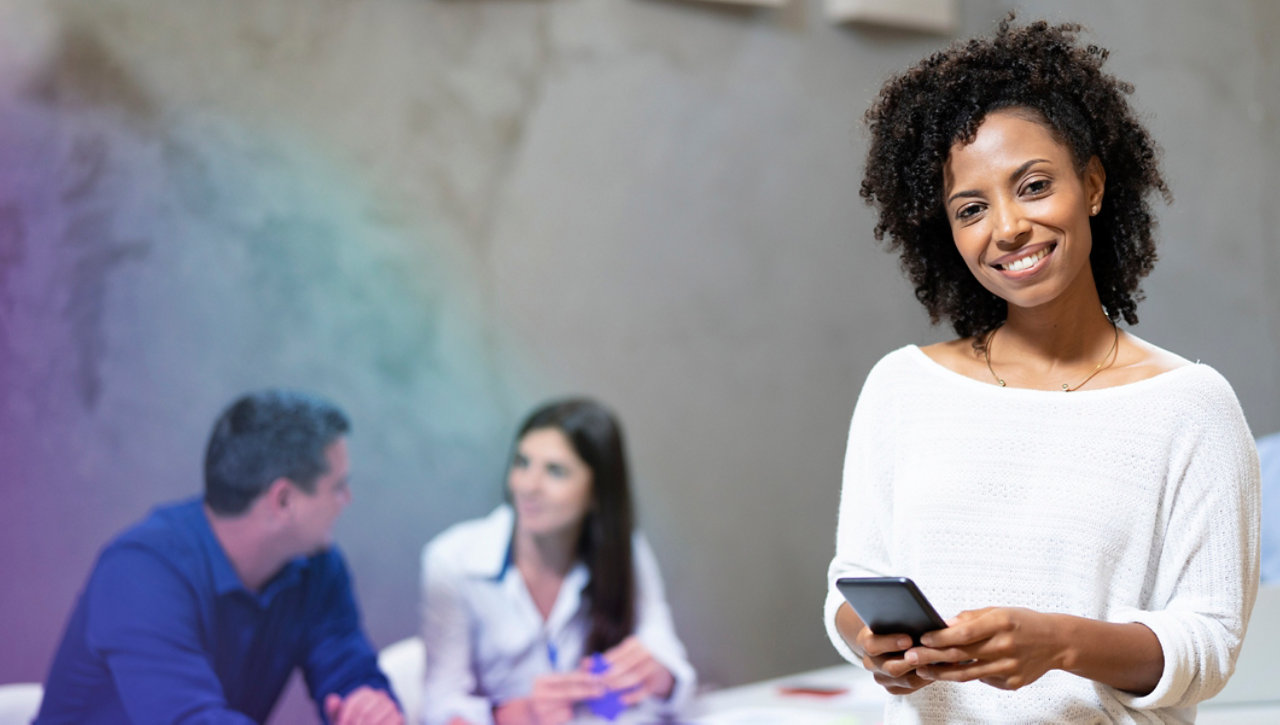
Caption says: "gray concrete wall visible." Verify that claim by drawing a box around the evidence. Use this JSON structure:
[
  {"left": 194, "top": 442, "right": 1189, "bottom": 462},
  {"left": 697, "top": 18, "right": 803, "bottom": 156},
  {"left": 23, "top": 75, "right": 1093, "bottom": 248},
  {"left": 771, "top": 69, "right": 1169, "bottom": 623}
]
[{"left": 1, "top": 0, "right": 1276, "bottom": 718}]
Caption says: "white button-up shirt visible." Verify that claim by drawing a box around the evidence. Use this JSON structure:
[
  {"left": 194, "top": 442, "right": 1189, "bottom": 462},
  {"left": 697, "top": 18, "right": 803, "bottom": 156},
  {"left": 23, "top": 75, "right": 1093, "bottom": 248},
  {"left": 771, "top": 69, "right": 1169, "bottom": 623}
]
[{"left": 419, "top": 505, "right": 696, "bottom": 725}]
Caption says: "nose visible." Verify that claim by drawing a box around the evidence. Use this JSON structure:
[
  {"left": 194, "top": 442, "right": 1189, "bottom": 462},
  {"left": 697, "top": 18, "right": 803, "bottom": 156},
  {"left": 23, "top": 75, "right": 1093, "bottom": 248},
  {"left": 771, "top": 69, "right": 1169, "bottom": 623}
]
[{"left": 991, "top": 199, "right": 1032, "bottom": 250}]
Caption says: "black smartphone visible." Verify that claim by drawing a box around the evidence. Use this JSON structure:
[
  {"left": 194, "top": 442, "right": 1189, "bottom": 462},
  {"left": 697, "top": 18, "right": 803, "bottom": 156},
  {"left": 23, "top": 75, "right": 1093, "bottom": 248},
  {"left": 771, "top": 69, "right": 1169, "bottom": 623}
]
[{"left": 836, "top": 576, "right": 948, "bottom": 646}]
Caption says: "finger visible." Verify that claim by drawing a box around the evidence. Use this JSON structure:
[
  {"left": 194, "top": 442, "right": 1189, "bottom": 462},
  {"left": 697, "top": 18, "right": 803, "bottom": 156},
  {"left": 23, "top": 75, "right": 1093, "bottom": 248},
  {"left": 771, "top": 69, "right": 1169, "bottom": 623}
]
[
  {"left": 334, "top": 688, "right": 378, "bottom": 725},
  {"left": 538, "top": 672, "right": 607, "bottom": 701},
  {"left": 533, "top": 702, "right": 573, "bottom": 725},
  {"left": 600, "top": 640, "right": 660, "bottom": 692},
  {"left": 951, "top": 607, "right": 990, "bottom": 622},
  {"left": 919, "top": 614, "right": 998, "bottom": 648},
  {"left": 872, "top": 670, "right": 931, "bottom": 696},
  {"left": 380, "top": 700, "right": 408, "bottom": 725},
  {"left": 356, "top": 691, "right": 402, "bottom": 725},
  {"left": 873, "top": 653, "right": 918, "bottom": 680},
  {"left": 931, "top": 607, "right": 998, "bottom": 643},
  {"left": 918, "top": 658, "right": 1010, "bottom": 684},
  {"left": 602, "top": 637, "right": 648, "bottom": 673},
  {"left": 601, "top": 653, "right": 656, "bottom": 692},
  {"left": 619, "top": 685, "right": 648, "bottom": 706},
  {"left": 905, "top": 645, "right": 980, "bottom": 667},
  {"left": 356, "top": 697, "right": 402, "bottom": 725},
  {"left": 858, "top": 630, "right": 914, "bottom": 657},
  {"left": 372, "top": 706, "right": 405, "bottom": 725},
  {"left": 324, "top": 693, "right": 343, "bottom": 721}
]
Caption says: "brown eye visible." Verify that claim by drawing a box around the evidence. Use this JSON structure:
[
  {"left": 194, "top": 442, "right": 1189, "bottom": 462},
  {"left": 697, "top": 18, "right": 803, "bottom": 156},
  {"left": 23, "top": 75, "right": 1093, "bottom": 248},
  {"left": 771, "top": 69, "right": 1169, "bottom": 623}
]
[{"left": 1023, "top": 179, "right": 1051, "bottom": 195}]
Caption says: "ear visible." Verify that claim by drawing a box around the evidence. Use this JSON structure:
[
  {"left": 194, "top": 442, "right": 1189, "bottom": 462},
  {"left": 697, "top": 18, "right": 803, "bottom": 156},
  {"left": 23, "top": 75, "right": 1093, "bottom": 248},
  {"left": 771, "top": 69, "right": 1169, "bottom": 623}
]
[
  {"left": 262, "top": 477, "right": 294, "bottom": 518},
  {"left": 1085, "top": 156, "right": 1106, "bottom": 212}
]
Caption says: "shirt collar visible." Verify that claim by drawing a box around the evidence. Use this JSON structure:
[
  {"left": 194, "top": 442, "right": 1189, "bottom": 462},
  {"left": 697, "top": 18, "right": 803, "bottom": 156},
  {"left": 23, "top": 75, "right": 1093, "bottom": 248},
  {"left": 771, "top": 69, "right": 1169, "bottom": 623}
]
[
  {"left": 257, "top": 555, "right": 310, "bottom": 606},
  {"left": 188, "top": 498, "right": 311, "bottom": 603},
  {"left": 456, "top": 504, "right": 519, "bottom": 579},
  {"left": 182, "top": 499, "right": 248, "bottom": 597},
  {"left": 459, "top": 505, "right": 591, "bottom": 596}
]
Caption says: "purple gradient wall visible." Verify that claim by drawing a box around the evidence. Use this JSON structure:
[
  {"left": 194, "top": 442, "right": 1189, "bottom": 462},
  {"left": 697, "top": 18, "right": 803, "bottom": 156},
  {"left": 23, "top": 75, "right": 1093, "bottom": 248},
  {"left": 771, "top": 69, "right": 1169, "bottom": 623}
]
[{"left": 0, "top": 0, "right": 532, "bottom": 696}]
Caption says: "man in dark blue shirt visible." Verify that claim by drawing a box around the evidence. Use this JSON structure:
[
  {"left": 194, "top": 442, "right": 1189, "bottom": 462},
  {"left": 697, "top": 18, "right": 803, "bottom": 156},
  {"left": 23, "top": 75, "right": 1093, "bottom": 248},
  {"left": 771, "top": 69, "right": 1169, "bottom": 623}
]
[{"left": 36, "top": 390, "right": 404, "bottom": 724}]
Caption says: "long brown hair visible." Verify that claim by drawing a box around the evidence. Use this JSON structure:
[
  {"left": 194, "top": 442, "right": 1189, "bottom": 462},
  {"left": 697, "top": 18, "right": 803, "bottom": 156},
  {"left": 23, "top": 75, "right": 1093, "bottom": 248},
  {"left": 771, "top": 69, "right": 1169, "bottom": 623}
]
[{"left": 512, "top": 398, "right": 636, "bottom": 654}]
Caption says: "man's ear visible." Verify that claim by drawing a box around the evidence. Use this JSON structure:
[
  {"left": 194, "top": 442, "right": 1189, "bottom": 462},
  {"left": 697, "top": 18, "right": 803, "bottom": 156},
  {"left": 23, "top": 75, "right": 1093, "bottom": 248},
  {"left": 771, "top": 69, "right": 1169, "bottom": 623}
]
[{"left": 263, "top": 477, "right": 294, "bottom": 518}]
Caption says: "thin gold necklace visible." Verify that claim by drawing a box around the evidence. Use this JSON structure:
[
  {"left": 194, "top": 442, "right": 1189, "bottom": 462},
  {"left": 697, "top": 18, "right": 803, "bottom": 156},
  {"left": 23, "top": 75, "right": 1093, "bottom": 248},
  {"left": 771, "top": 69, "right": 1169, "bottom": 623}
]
[{"left": 983, "top": 322, "right": 1119, "bottom": 392}]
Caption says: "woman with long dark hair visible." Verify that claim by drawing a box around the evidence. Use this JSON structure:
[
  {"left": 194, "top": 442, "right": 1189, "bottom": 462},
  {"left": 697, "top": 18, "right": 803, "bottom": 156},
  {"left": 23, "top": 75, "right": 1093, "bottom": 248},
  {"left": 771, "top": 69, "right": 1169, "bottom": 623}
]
[{"left": 420, "top": 398, "right": 694, "bottom": 725}]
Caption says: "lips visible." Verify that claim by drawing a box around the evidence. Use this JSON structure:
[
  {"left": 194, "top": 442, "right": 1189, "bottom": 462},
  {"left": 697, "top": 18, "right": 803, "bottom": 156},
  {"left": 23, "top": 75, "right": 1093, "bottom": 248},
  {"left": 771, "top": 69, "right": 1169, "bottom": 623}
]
[{"left": 993, "top": 243, "right": 1055, "bottom": 274}]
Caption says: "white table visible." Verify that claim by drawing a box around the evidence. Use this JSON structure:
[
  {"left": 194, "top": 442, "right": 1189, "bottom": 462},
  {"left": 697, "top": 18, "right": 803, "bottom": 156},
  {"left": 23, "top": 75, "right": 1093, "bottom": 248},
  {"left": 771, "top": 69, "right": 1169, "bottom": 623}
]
[
  {"left": 690, "top": 663, "right": 886, "bottom": 724},
  {"left": 683, "top": 662, "right": 1280, "bottom": 724}
]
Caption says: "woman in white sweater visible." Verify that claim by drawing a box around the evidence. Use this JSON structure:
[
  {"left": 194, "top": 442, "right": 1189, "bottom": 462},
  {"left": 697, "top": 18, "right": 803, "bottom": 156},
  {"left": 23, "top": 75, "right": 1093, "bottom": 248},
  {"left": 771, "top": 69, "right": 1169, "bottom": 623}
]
[
  {"left": 420, "top": 398, "right": 695, "bottom": 725},
  {"left": 824, "top": 17, "right": 1260, "bottom": 723}
]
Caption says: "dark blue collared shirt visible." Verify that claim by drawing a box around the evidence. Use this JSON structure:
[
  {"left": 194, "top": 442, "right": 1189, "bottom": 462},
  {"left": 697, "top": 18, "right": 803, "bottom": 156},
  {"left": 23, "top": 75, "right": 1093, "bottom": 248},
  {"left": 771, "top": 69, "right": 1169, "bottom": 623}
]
[{"left": 35, "top": 498, "right": 394, "bottom": 724}]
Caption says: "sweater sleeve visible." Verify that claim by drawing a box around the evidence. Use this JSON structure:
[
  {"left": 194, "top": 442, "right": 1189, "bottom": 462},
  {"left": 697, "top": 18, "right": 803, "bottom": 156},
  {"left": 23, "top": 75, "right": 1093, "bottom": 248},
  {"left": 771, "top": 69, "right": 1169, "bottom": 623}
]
[
  {"left": 1112, "top": 368, "right": 1261, "bottom": 709},
  {"left": 824, "top": 356, "right": 900, "bottom": 665}
]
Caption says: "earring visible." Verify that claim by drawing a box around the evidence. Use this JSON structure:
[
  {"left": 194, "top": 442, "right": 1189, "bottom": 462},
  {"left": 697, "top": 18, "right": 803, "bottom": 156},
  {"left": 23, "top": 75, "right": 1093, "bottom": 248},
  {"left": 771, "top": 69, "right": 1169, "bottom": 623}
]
[{"left": 1090, "top": 204, "right": 1099, "bottom": 216}]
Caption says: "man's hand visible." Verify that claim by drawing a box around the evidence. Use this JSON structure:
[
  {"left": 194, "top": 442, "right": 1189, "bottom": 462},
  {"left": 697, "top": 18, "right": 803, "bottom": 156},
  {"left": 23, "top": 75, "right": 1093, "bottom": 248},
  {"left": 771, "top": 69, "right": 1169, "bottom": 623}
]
[{"left": 323, "top": 686, "right": 403, "bottom": 725}]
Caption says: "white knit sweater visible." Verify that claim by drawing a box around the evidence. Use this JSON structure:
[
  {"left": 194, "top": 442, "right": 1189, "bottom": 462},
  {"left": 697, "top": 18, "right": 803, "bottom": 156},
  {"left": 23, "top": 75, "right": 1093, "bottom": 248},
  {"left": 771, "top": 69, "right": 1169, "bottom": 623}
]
[{"left": 824, "top": 345, "right": 1260, "bottom": 724}]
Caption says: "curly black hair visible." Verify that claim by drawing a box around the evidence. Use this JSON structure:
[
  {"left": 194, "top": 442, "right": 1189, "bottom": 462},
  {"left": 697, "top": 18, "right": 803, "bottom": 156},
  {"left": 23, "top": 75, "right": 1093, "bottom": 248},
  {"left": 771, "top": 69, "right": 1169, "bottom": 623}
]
[{"left": 860, "top": 15, "right": 1171, "bottom": 340}]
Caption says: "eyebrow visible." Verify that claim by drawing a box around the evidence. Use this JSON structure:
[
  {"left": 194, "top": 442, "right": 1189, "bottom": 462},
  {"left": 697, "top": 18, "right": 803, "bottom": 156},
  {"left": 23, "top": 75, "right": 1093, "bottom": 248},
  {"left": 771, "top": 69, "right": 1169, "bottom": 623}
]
[{"left": 946, "top": 158, "right": 1050, "bottom": 205}]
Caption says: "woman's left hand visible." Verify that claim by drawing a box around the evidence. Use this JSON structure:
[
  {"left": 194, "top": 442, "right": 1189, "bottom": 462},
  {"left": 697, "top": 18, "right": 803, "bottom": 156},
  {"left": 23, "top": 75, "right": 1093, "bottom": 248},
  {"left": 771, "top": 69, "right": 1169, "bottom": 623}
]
[
  {"left": 592, "top": 636, "right": 676, "bottom": 705},
  {"left": 902, "top": 607, "right": 1068, "bottom": 691}
]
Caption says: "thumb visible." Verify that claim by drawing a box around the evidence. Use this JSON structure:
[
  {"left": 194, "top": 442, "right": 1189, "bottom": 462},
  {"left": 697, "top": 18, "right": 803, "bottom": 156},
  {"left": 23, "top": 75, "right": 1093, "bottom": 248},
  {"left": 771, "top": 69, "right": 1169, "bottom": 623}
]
[{"left": 324, "top": 693, "right": 343, "bottom": 720}]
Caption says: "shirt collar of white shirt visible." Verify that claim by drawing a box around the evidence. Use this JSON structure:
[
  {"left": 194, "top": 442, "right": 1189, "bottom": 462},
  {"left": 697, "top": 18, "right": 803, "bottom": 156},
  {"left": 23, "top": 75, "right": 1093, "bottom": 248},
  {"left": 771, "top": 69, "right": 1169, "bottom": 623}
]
[
  {"left": 453, "top": 504, "right": 517, "bottom": 580},
  {"left": 460, "top": 509, "right": 593, "bottom": 660},
  {"left": 456, "top": 505, "right": 592, "bottom": 635}
]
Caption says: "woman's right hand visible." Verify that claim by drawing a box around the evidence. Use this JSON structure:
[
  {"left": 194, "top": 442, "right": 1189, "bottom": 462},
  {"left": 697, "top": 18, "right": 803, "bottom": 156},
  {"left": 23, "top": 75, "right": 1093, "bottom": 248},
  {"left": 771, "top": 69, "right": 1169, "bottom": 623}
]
[
  {"left": 492, "top": 672, "right": 606, "bottom": 725},
  {"left": 856, "top": 627, "right": 933, "bottom": 695},
  {"left": 836, "top": 602, "right": 933, "bottom": 696}
]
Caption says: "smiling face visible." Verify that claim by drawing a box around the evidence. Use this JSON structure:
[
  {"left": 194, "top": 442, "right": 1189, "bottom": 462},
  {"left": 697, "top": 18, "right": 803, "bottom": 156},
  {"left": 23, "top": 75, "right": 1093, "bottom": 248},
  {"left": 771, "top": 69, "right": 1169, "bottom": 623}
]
[
  {"left": 943, "top": 109, "right": 1106, "bottom": 316},
  {"left": 508, "top": 427, "right": 594, "bottom": 542}
]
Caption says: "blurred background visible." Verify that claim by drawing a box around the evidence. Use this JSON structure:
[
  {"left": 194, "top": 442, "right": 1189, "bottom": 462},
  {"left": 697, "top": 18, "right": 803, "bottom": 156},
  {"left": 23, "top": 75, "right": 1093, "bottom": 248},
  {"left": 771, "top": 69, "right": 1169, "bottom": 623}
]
[{"left": 0, "top": 0, "right": 1276, "bottom": 721}]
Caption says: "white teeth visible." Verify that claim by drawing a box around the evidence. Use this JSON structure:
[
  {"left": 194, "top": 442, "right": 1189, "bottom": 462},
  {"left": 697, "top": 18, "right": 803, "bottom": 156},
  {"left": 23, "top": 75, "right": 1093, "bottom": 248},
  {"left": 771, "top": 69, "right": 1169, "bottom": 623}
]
[{"left": 1001, "top": 247, "right": 1049, "bottom": 272}]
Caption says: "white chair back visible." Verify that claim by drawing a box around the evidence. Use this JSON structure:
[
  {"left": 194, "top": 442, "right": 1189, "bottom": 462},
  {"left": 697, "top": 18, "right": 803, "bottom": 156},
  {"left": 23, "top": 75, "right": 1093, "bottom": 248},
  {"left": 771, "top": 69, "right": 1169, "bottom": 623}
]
[
  {"left": 0, "top": 683, "right": 42, "bottom": 725},
  {"left": 378, "top": 636, "right": 425, "bottom": 721}
]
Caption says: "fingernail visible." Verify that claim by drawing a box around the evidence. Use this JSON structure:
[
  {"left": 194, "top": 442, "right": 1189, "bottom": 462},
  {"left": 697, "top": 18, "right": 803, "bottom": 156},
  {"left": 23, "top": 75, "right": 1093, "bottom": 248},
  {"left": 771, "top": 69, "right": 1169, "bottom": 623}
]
[
  {"left": 897, "top": 637, "right": 911, "bottom": 649},
  {"left": 904, "top": 651, "right": 918, "bottom": 664}
]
